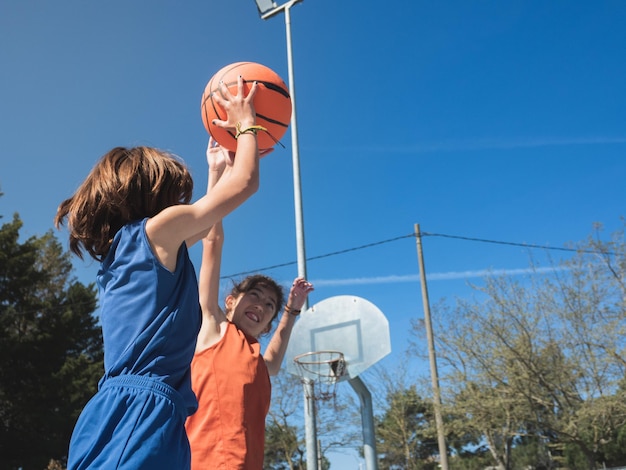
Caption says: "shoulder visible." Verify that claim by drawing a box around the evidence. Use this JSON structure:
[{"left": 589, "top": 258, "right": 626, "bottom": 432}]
[{"left": 195, "top": 317, "right": 230, "bottom": 353}]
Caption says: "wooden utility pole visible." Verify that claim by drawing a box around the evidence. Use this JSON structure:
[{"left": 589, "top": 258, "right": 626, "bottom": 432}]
[{"left": 414, "top": 223, "right": 449, "bottom": 470}]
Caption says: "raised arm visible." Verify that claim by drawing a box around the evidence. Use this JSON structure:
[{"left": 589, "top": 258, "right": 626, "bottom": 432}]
[
  {"left": 263, "top": 277, "right": 314, "bottom": 376},
  {"left": 195, "top": 139, "right": 232, "bottom": 351},
  {"left": 146, "top": 76, "right": 260, "bottom": 272}
]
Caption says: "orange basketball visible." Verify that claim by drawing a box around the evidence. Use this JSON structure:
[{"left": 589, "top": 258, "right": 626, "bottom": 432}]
[{"left": 201, "top": 62, "right": 292, "bottom": 152}]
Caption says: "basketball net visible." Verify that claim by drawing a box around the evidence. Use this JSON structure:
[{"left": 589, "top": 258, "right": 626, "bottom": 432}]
[{"left": 293, "top": 351, "right": 346, "bottom": 402}]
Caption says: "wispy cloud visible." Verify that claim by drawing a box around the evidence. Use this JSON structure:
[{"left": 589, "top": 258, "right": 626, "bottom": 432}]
[
  {"left": 418, "top": 136, "right": 626, "bottom": 153},
  {"left": 309, "top": 265, "right": 568, "bottom": 287},
  {"left": 333, "top": 136, "right": 626, "bottom": 154}
]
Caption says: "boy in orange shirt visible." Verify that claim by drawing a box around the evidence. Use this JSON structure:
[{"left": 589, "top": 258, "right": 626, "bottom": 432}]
[{"left": 185, "top": 139, "right": 314, "bottom": 469}]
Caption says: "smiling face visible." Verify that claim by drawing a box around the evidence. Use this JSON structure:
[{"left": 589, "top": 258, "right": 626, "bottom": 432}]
[{"left": 226, "top": 284, "right": 280, "bottom": 338}]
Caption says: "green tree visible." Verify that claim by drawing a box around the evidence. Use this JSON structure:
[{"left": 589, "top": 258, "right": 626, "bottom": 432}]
[
  {"left": 264, "top": 372, "right": 306, "bottom": 470},
  {"left": 375, "top": 385, "right": 439, "bottom": 470},
  {"left": 415, "top": 222, "right": 626, "bottom": 469},
  {"left": 0, "top": 213, "right": 103, "bottom": 470},
  {"left": 363, "top": 364, "right": 477, "bottom": 470},
  {"left": 264, "top": 370, "right": 359, "bottom": 469},
  {"left": 264, "top": 420, "right": 304, "bottom": 470}
]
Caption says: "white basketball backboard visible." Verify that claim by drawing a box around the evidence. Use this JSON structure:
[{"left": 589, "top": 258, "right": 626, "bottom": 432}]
[{"left": 285, "top": 295, "right": 391, "bottom": 382}]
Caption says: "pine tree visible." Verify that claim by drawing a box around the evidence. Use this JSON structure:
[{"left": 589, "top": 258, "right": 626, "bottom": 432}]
[{"left": 0, "top": 212, "right": 103, "bottom": 470}]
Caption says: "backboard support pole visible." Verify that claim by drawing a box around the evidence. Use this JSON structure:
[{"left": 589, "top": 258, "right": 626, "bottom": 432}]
[
  {"left": 349, "top": 376, "right": 378, "bottom": 470},
  {"left": 303, "top": 378, "right": 319, "bottom": 469},
  {"left": 286, "top": 295, "right": 392, "bottom": 469}
]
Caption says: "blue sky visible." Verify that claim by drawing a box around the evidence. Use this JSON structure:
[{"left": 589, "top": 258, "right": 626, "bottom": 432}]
[{"left": 1, "top": 1, "right": 625, "bottom": 467}]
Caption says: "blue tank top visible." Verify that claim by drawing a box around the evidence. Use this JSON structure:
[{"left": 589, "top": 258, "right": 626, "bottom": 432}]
[{"left": 97, "top": 218, "right": 201, "bottom": 414}]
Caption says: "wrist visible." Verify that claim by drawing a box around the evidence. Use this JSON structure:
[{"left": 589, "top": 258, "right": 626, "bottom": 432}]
[
  {"left": 284, "top": 304, "right": 301, "bottom": 317},
  {"left": 236, "top": 118, "right": 256, "bottom": 128},
  {"left": 235, "top": 122, "right": 267, "bottom": 140}
]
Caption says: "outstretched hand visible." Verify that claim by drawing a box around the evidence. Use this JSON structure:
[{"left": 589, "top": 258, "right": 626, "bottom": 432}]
[
  {"left": 286, "top": 277, "right": 314, "bottom": 313},
  {"left": 211, "top": 75, "right": 257, "bottom": 131},
  {"left": 206, "top": 136, "right": 234, "bottom": 172},
  {"left": 208, "top": 136, "right": 274, "bottom": 169}
]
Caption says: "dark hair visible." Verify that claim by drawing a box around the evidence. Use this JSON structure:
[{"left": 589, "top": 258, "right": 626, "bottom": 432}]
[
  {"left": 55, "top": 146, "right": 193, "bottom": 261},
  {"left": 227, "top": 274, "right": 286, "bottom": 331}
]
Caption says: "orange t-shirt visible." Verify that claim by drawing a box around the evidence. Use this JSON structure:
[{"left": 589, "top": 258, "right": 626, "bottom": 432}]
[{"left": 186, "top": 322, "right": 271, "bottom": 470}]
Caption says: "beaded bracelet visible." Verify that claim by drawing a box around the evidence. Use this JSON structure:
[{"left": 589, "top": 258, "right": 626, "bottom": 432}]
[
  {"left": 285, "top": 305, "right": 301, "bottom": 316},
  {"left": 235, "top": 122, "right": 268, "bottom": 139}
]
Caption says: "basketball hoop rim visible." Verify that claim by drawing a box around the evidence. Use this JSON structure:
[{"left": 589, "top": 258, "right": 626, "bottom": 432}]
[{"left": 293, "top": 350, "right": 345, "bottom": 365}]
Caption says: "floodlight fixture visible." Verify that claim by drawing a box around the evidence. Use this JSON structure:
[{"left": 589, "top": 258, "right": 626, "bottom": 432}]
[
  {"left": 254, "top": 0, "right": 278, "bottom": 17},
  {"left": 254, "top": 0, "right": 303, "bottom": 20}
]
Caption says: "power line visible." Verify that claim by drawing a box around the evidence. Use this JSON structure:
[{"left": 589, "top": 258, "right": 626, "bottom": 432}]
[
  {"left": 221, "top": 231, "right": 617, "bottom": 279},
  {"left": 10, "top": 230, "right": 617, "bottom": 315},
  {"left": 421, "top": 231, "right": 614, "bottom": 255},
  {"left": 221, "top": 234, "right": 415, "bottom": 279},
  {"left": 9, "top": 230, "right": 616, "bottom": 316}
]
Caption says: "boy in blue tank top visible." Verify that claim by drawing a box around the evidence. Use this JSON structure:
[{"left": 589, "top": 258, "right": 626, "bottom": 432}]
[{"left": 55, "top": 76, "right": 264, "bottom": 469}]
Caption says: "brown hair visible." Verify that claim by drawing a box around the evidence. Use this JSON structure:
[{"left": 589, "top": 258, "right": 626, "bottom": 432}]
[
  {"left": 54, "top": 146, "right": 193, "bottom": 261},
  {"left": 227, "top": 274, "right": 286, "bottom": 332}
]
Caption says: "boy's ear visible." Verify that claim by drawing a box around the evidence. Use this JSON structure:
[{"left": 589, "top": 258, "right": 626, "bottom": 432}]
[{"left": 225, "top": 294, "right": 236, "bottom": 311}]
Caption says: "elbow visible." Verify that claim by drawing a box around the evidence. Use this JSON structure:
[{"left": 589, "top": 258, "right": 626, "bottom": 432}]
[
  {"left": 248, "top": 171, "right": 260, "bottom": 195},
  {"left": 238, "top": 172, "right": 260, "bottom": 199},
  {"left": 202, "top": 233, "right": 224, "bottom": 246},
  {"left": 264, "top": 357, "right": 280, "bottom": 376}
]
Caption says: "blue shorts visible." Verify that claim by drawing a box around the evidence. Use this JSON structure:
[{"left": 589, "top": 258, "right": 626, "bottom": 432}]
[{"left": 68, "top": 375, "right": 191, "bottom": 470}]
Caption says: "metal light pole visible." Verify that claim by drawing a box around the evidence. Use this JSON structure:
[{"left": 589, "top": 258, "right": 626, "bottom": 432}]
[
  {"left": 253, "top": 2, "right": 317, "bottom": 469},
  {"left": 254, "top": 0, "right": 308, "bottom": 310}
]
